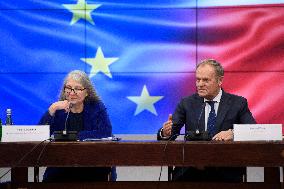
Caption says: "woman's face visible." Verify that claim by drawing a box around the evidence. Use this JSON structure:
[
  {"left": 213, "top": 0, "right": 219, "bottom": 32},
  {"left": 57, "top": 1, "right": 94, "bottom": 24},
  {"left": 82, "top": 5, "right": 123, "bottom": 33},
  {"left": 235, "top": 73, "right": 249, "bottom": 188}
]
[{"left": 64, "top": 78, "right": 88, "bottom": 106}]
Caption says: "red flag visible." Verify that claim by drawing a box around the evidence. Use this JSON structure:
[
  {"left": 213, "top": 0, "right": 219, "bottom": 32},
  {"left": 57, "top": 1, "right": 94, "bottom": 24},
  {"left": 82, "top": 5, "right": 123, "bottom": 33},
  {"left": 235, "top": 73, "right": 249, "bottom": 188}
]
[{"left": 197, "top": 5, "right": 284, "bottom": 127}]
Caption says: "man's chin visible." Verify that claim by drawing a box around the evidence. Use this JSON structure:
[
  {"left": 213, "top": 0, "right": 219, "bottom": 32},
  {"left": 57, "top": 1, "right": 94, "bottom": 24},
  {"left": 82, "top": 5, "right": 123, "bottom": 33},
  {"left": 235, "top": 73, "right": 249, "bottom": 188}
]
[{"left": 197, "top": 92, "right": 207, "bottom": 98}]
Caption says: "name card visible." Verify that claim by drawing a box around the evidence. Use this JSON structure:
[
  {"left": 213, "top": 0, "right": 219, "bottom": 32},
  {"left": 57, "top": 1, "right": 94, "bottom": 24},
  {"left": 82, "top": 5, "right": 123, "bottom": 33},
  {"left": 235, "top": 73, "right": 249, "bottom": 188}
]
[
  {"left": 1, "top": 125, "right": 50, "bottom": 142},
  {"left": 234, "top": 124, "right": 282, "bottom": 141}
]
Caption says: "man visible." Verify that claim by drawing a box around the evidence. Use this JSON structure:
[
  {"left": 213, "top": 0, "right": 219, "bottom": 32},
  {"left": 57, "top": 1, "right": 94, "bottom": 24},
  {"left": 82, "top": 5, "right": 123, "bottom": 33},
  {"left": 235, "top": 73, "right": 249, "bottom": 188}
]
[{"left": 157, "top": 59, "right": 256, "bottom": 182}]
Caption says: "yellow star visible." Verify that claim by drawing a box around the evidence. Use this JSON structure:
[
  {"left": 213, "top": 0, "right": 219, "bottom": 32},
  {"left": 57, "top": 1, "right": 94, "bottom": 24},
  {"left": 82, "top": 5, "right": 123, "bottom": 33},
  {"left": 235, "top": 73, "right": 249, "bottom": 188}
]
[
  {"left": 63, "top": 0, "right": 101, "bottom": 25},
  {"left": 81, "top": 47, "right": 118, "bottom": 78},
  {"left": 127, "top": 85, "right": 164, "bottom": 116}
]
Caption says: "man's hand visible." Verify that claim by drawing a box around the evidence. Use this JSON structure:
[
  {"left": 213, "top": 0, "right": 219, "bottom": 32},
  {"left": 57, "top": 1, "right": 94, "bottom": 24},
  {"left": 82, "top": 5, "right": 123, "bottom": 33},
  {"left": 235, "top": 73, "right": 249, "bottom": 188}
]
[
  {"left": 212, "top": 129, "right": 233, "bottom": 141},
  {"left": 162, "top": 114, "right": 173, "bottom": 137}
]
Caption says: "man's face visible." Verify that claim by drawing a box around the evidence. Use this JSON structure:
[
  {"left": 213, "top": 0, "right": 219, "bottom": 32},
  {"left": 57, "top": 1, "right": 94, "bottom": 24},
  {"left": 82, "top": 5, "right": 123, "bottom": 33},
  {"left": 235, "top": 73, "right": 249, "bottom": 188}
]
[{"left": 196, "top": 64, "right": 223, "bottom": 100}]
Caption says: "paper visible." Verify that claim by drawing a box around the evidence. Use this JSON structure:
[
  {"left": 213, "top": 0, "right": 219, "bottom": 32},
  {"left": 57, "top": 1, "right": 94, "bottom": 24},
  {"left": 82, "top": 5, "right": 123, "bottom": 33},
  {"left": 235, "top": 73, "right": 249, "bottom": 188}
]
[
  {"left": 1, "top": 125, "right": 50, "bottom": 142},
  {"left": 234, "top": 124, "right": 282, "bottom": 141}
]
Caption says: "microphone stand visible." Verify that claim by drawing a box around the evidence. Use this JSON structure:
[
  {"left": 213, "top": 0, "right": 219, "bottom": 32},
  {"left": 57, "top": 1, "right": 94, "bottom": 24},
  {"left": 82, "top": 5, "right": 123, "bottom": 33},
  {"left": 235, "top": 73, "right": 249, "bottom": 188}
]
[
  {"left": 185, "top": 102, "right": 210, "bottom": 141},
  {"left": 53, "top": 104, "right": 78, "bottom": 141}
]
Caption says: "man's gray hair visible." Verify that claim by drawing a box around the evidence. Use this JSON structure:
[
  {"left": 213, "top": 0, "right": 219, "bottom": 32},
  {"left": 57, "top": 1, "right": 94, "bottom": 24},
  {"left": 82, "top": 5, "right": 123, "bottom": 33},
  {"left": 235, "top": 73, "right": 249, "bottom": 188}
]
[{"left": 197, "top": 59, "right": 224, "bottom": 78}]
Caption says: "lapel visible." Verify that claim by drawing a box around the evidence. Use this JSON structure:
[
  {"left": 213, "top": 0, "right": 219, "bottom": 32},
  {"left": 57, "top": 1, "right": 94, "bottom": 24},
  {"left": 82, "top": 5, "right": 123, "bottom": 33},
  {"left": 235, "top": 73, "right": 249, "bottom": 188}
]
[
  {"left": 194, "top": 94, "right": 206, "bottom": 131},
  {"left": 83, "top": 102, "right": 91, "bottom": 130},
  {"left": 82, "top": 102, "right": 99, "bottom": 131},
  {"left": 215, "top": 91, "right": 231, "bottom": 131}
]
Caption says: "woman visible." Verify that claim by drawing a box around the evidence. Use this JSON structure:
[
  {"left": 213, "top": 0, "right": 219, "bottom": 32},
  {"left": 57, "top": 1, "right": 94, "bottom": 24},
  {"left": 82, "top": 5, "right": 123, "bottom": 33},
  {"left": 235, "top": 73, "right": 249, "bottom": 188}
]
[{"left": 39, "top": 70, "right": 115, "bottom": 182}]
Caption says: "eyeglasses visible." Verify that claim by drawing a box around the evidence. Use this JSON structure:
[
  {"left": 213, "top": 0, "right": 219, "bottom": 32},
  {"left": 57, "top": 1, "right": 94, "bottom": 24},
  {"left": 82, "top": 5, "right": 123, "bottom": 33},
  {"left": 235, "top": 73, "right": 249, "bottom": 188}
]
[{"left": 64, "top": 86, "right": 86, "bottom": 94}]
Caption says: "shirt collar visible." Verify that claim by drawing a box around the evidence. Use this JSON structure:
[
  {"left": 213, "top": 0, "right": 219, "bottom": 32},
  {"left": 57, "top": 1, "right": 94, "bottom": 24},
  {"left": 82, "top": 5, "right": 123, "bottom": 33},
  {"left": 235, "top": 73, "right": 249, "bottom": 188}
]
[{"left": 203, "top": 89, "right": 222, "bottom": 103}]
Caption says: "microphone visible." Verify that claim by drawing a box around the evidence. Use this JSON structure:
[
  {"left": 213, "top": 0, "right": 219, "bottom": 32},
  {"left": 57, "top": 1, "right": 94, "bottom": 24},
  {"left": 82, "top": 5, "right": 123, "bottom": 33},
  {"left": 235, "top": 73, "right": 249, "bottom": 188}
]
[
  {"left": 185, "top": 102, "right": 210, "bottom": 141},
  {"left": 63, "top": 103, "right": 73, "bottom": 134},
  {"left": 196, "top": 102, "right": 206, "bottom": 134},
  {"left": 53, "top": 102, "right": 78, "bottom": 141}
]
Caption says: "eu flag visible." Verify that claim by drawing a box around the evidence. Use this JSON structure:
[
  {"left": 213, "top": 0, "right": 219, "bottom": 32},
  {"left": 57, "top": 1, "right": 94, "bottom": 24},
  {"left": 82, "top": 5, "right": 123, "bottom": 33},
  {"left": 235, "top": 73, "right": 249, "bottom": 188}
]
[{"left": 0, "top": 0, "right": 283, "bottom": 134}]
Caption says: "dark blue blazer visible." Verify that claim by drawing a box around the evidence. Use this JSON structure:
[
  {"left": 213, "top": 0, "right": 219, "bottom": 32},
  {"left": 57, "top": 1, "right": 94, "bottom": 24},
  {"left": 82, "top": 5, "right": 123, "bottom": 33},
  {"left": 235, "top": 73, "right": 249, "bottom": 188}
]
[
  {"left": 158, "top": 90, "right": 256, "bottom": 140},
  {"left": 39, "top": 101, "right": 116, "bottom": 181},
  {"left": 39, "top": 101, "right": 112, "bottom": 140}
]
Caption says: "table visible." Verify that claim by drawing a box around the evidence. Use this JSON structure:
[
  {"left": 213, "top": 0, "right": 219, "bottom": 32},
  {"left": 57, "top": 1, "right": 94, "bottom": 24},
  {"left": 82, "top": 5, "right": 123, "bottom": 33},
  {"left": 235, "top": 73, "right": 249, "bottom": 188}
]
[{"left": 0, "top": 140, "right": 283, "bottom": 189}]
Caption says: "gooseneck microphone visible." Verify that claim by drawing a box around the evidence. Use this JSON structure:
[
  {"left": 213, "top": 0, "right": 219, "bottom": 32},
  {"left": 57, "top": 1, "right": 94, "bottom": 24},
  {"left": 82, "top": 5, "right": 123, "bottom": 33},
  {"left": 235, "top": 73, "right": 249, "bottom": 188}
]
[
  {"left": 63, "top": 103, "right": 73, "bottom": 135},
  {"left": 196, "top": 102, "right": 206, "bottom": 134},
  {"left": 185, "top": 102, "right": 210, "bottom": 141},
  {"left": 53, "top": 103, "right": 78, "bottom": 141}
]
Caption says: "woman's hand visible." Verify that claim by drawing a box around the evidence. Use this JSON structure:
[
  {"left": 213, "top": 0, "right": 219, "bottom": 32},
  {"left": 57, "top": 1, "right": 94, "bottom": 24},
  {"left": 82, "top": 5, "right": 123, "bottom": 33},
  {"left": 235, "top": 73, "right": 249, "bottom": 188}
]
[{"left": 48, "top": 100, "right": 71, "bottom": 116}]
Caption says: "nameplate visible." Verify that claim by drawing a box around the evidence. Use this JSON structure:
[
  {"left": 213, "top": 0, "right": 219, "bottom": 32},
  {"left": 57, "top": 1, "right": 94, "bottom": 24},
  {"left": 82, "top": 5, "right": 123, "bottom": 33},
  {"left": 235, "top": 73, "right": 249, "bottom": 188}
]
[
  {"left": 1, "top": 125, "right": 50, "bottom": 142},
  {"left": 234, "top": 124, "right": 282, "bottom": 141}
]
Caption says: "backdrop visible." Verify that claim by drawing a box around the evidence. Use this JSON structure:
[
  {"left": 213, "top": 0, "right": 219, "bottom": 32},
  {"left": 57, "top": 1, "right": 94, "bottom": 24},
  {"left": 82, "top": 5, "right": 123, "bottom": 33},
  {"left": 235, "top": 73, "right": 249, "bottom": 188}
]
[{"left": 0, "top": 0, "right": 283, "bottom": 134}]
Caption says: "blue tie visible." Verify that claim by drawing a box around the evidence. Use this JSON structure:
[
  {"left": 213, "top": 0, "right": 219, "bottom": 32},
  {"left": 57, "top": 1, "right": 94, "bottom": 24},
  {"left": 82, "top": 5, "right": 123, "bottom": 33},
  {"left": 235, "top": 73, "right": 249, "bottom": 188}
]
[{"left": 206, "top": 101, "right": 217, "bottom": 138}]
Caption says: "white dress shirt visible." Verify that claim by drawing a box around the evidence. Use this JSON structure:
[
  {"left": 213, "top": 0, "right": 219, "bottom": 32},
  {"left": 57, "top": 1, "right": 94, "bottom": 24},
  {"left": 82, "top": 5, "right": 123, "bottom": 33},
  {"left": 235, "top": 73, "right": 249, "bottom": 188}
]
[{"left": 204, "top": 89, "right": 222, "bottom": 131}]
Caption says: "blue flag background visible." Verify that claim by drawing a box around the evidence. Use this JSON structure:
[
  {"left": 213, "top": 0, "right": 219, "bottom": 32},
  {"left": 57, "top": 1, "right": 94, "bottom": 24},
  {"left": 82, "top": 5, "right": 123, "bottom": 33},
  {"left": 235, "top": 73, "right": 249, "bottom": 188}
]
[{"left": 0, "top": 0, "right": 197, "bottom": 134}]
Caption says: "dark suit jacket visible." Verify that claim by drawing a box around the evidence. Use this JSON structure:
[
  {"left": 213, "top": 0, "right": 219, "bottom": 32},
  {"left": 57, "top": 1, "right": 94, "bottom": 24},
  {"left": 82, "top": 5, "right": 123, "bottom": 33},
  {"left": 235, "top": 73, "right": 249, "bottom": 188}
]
[
  {"left": 158, "top": 90, "right": 256, "bottom": 140},
  {"left": 157, "top": 90, "right": 256, "bottom": 182}
]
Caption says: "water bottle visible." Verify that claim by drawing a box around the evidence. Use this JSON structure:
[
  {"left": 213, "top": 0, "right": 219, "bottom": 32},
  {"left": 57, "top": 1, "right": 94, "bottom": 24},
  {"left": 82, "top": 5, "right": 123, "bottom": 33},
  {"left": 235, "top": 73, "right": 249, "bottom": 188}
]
[{"left": 5, "top": 108, "right": 13, "bottom": 125}]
